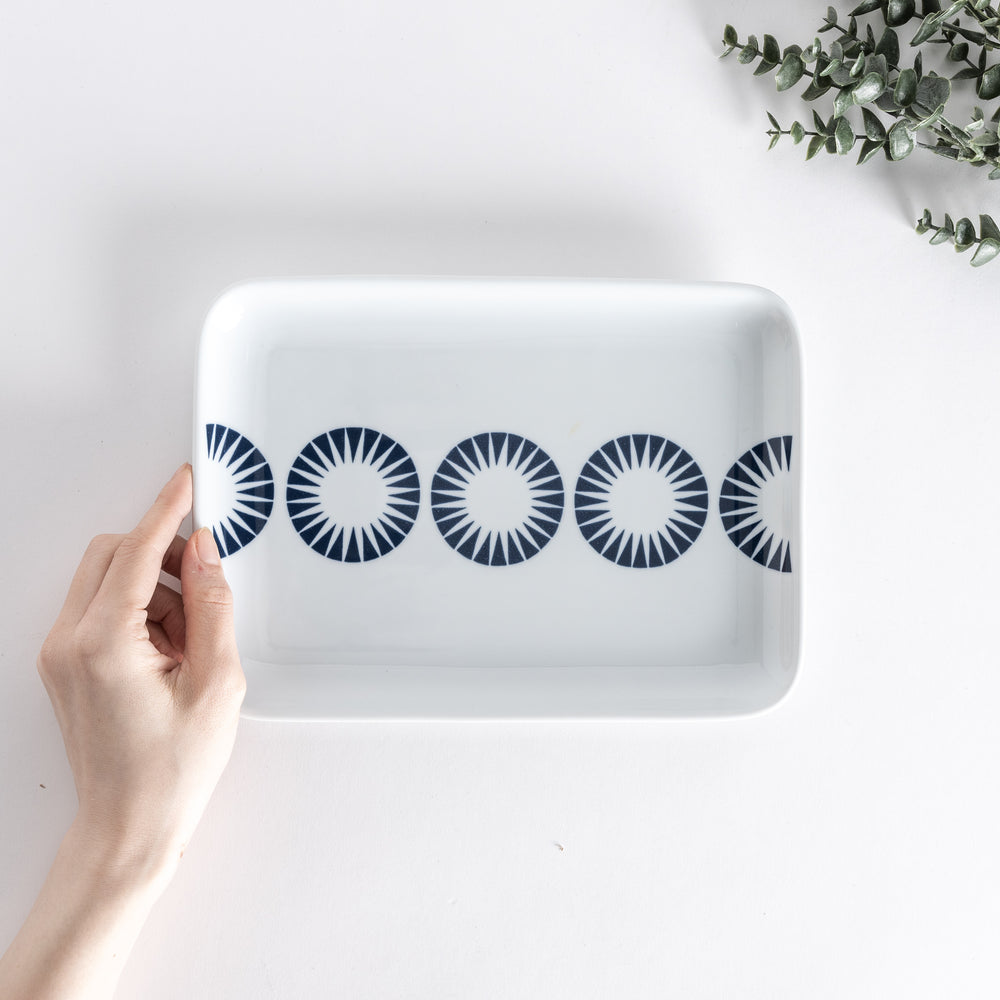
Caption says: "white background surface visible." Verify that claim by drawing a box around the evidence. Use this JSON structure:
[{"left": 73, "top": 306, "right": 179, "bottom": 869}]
[{"left": 2, "top": 0, "right": 998, "bottom": 996}]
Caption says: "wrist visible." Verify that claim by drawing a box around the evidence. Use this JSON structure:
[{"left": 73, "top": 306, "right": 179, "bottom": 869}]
[
  {"left": 64, "top": 814, "right": 181, "bottom": 900},
  {"left": 0, "top": 814, "right": 177, "bottom": 998}
]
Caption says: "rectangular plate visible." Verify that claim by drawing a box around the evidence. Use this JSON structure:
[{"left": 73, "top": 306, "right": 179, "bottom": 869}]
[{"left": 193, "top": 277, "right": 801, "bottom": 718}]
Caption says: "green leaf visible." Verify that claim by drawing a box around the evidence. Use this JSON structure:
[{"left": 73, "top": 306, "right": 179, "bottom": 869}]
[
  {"left": 853, "top": 71, "right": 887, "bottom": 103},
  {"left": 813, "top": 109, "right": 827, "bottom": 133},
  {"left": 850, "top": 53, "right": 867, "bottom": 78},
  {"left": 970, "top": 107, "right": 985, "bottom": 131},
  {"left": 990, "top": 166, "right": 1000, "bottom": 179},
  {"left": 806, "top": 134, "right": 827, "bottom": 159},
  {"left": 834, "top": 86, "right": 856, "bottom": 117},
  {"left": 978, "top": 64, "right": 1000, "bottom": 101},
  {"left": 929, "top": 213, "right": 955, "bottom": 243},
  {"left": 820, "top": 6, "right": 839, "bottom": 31},
  {"left": 938, "top": 120, "right": 970, "bottom": 146},
  {"left": 850, "top": 0, "right": 882, "bottom": 13},
  {"left": 801, "top": 77, "right": 833, "bottom": 100},
  {"left": 862, "top": 107, "right": 888, "bottom": 140},
  {"left": 971, "top": 238, "right": 1000, "bottom": 265},
  {"left": 928, "top": 142, "right": 960, "bottom": 159},
  {"left": 913, "top": 103, "right": 947, "bottom": 131},
  {"left": 954, "top": 24, "right": 989, "bottom": 45},
  {"left": 775, "top": 52, "right": 806, "bottom": 90},
  {"left": 767, "top": 111, "right": 781, "bottom": 130},
  {"left": 834, "top": 115, "right": 856, "bottom": 154},
  {"left": 888, "top": 120, "right": 915, "bottom": 158},
  {"left": 762, "top": 34, "right": 781, "bottom": 64},
  {"left": 791, "top": 121, "right": 806, "bottom": 143},
  {"left": 952, "top": 67, "right": 981, "bottom": 81},
  {"left": 768, "top": 131, "right": 781, "bottom": 150},
  {"left": 867, "top": 54, "right": 889, "bottom": 80},
  {"left": 830, "top": 62, "right": 857, "bottom": 86},
  {"left": 939, "top": 122, "right": 967, "bottom": 147},
  {"left": 723, "top": 25, "right": 739, "bottom": 48},
  {"left": 887, "top": 0, "right": 917, "bottom": 25},
  {"left": 980, "top": 214, "right": 1000, "bottom": 241},
  {"left": 910, "top": 12, "right": 942, "bottom": 45},
  {"left": 895, "top": 67, "right": 918, "bottom": 105},
  {"left": 754, "top": 59, "right": 779, "bottom": 76},
  {"left": 915, "top": 74, "right": 951, "bottom": 111},
  {"left": 971, "top": 129, "right": 999, "bottom": 147},
  {"left": 858, "top": 137, "right": 885, "bottom": 163},
  {"left": 738, "top": 36, "right": 760, "bottom": 63},
  {"left": 954, "top": 217, "right": 975, "bottom": 250},
  {"left": 916, "top": 208, "right": 933, "bottom": 232},
  {"left": 875, "top": 27, "right": 900, "bottom": 66},
  {"left": 948, "top": 41, "right": 969, "bottom": 61}
]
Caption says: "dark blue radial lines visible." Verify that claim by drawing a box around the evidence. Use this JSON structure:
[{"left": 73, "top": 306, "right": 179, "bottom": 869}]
[
  {"left": 286, "top": 427, "right": 420, "bottom": 562},
  {"left": 203, "top": 424, "right": 275, "bottom": 557},
  {"left": 719, "top": 435, "right": 794, "bottom": 573},
  {"left": 575, "top": 434, "right": 709, "bottom": 568},
  {"left": 430, "top": 432, "right": 565, "bottom": 566}
]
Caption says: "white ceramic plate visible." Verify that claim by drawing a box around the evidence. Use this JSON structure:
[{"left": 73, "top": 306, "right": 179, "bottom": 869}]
[{"left": 193, "top": 277, "right": 802, "bottom": 719}]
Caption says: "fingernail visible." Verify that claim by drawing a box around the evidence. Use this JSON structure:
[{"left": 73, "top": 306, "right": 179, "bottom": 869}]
[{"left": 196, "top": 527, "right": 221, "bottom": 565}]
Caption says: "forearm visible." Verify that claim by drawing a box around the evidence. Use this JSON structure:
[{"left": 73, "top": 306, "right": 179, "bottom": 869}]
[{"left": 0, "top": 818, "right": 178, "bottom": 1000}]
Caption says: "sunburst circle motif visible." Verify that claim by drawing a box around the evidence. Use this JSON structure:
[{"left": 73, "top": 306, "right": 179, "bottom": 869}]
[
  {"left": 286, "top": 427, "right": 420, "bottom": 562},
  {"left": 575, "top": 435, "right": 709, "bottom": 568},
  {"left": 719, "top": 436, "right": 794, "bottom": 573},
  {"left": 430, "top": 432, "right": 565, "bottom": 566},
  {"left": 202, "top": 424, "right": 275, "bottom": 557}
]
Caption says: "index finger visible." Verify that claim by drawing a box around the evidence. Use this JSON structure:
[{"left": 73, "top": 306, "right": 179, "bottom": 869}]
[{"left": 93, "top": 464, "right": 193, "bottom": 615}]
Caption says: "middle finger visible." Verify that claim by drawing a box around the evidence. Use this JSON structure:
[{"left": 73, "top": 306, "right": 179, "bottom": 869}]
[
  {"left": 161, "top": 533, "right": 188, "bottom": 580},
  {"left": 147, "top": 581, "right": 186, "bottom": 654}
]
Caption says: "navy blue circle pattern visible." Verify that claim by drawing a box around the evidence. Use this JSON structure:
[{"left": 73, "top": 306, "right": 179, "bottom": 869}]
[
  {"left": 204, "top": 424, "right": 275, "bottom": 557},
  {"left": 286, "top": 427, "right": 420, "bottom": 562},
  {"left": 720, "top": 436, "right": 793, "bottom": 573},
  {"left": 431, "top": 432, "right": 564, "bottom": 566},
  {"left": 575, "top": 435, "right": 709, "bottom": 568}
]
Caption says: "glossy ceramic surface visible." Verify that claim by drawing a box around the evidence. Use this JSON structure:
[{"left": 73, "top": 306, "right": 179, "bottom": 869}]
[{"left": 193, "top": 277, "right": 802, "bottom": 718}]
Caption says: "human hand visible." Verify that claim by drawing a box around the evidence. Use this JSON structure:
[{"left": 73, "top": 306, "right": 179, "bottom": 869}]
[
  {"left": 36, "top": 463, "right": 246, "bottom": 881},
  {"left": 0, "top": 465, "right": 245, "bottom": 999}
]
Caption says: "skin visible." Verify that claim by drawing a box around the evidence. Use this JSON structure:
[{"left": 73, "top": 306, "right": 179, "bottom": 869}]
[{"left": 0, "top": 464, "right": 245, "bottom": 999}]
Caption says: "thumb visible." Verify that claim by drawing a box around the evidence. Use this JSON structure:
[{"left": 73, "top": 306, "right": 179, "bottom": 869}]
[{"left": 180, "top": 528, "right": 242, "bottom": 688}]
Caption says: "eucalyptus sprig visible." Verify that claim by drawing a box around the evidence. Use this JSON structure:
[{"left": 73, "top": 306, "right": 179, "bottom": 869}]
[
  {"left": 916, "top": 208, "right": 1000, "bottom": 262},
  {"left": 722, "top": 1, "right": 1000, "bottom": 266}
]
